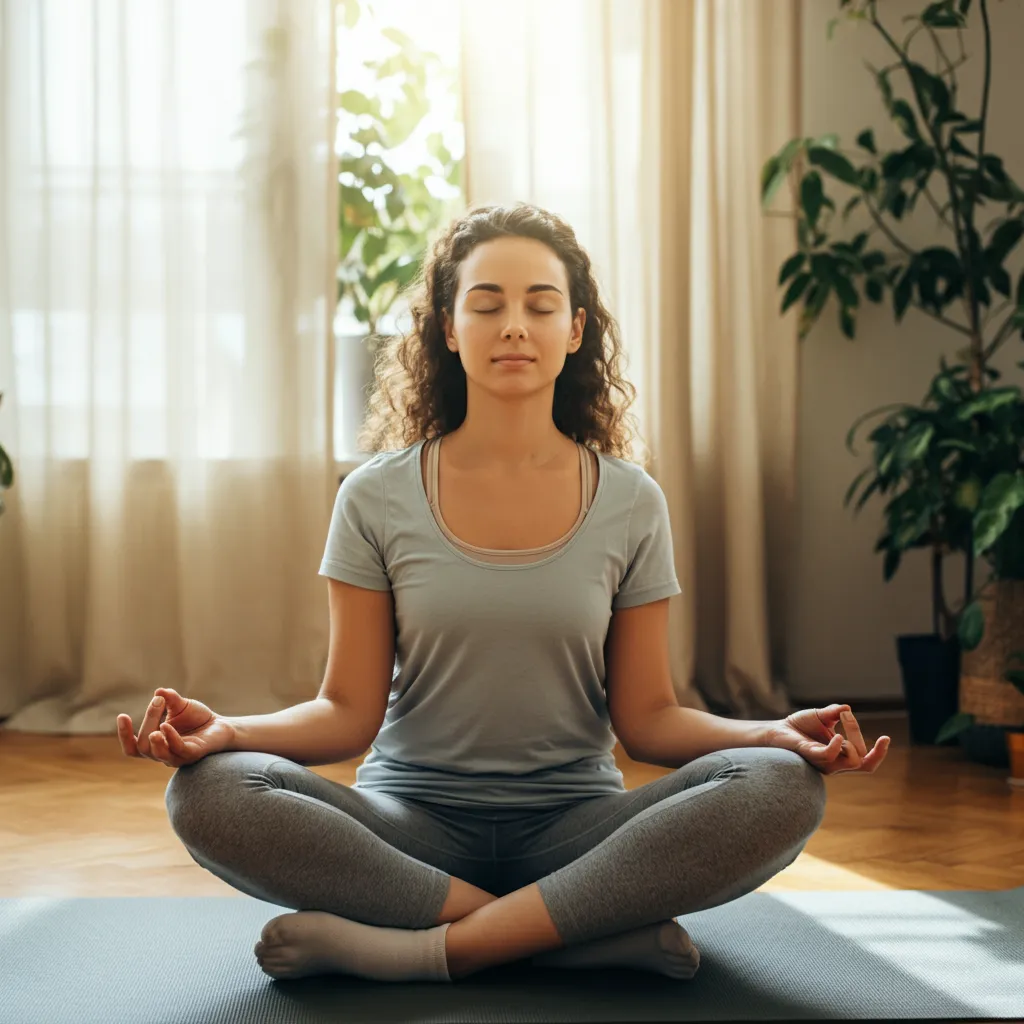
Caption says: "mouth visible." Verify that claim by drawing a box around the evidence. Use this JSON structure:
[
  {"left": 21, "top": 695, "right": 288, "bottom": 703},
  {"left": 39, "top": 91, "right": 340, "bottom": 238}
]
[{"left": 492, "top": 357, "right": 535, "bottom": 363}]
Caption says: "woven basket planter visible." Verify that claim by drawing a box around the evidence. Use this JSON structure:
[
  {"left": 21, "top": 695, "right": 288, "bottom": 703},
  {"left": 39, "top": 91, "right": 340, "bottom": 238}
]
[{"left": 960, "top": 579, "right": 1024, "bottom": 729}]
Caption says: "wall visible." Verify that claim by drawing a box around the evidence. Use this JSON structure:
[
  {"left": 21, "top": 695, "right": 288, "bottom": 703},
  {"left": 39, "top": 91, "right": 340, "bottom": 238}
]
[{"left": 789, "top": 0, "right": 1024, "bottom": 702}]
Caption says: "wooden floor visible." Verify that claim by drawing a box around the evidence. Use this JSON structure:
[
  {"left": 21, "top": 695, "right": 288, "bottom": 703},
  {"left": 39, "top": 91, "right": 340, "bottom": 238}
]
[{"left": 1, "top": 712, "right": 1022, "bottom": 898}]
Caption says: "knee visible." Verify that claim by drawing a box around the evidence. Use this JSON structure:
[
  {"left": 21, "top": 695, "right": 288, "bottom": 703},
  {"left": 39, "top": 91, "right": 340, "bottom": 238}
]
[
  {"left": 164, "top": 750, "right": 259, "bottom": 845},
  {"left": 753, "top": 746, "right": 827, "bottom": 836}
]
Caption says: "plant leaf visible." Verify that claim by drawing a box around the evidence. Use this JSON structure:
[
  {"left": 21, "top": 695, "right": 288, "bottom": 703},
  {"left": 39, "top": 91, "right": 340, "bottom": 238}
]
[
  {"left": 1003, "top": 670, "right": 1024, "bottom": 697},
  {"left": 894, "top": 266, "right": 916, "bottom": 320},
  {"left": 973, "top": 472, "right": 1024, "bottom": 555},
  {"left": 807, "top": 146, "right": 860, "bottom": 186},
  {"left": 778, "top": 252, "right": 806, "bottom": 286},
  {"left": 922, "top": 1, "right": 967, "bottom": 27},
  {"left": 781, "top": 272, "right": 812, "bottom": 314},
  {"left": 840, "top": 306, "right": 856, "bottom": 338},
  {"left": 986, "top": 219, "right": 1024, "bottom": 265},
  {"left": 958, "top": 601, "right": 985, "bottom": 652},
  {"left": 844, "top": 467, "right": 873, "bottom": 507},
  {"left": 934, "top": 711, "right": 974, "bottom": 744},
  {"left": 801, "top": 171, "right": 825, "bottom": 226},
  {"left": 883, "top": 546, "right": 902, "bottom": 581},
  {"left": 891, "top": 99, "right": 920, "bottom": 140},
  {"left": 856, "top": 129, "right": 877, "bottom": 154}
]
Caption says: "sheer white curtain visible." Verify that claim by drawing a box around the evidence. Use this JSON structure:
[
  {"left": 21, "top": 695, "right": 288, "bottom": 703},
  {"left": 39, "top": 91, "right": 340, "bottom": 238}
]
[
  {"left": 0, "top": 0, "right": 337, "bottom": 732},
  {"left": 459, "top": 0, "right": 801, "bottom": 717}
]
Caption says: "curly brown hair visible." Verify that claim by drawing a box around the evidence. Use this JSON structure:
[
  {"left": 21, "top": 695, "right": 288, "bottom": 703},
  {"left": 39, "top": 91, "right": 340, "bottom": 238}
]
[{"left": 355, "top": 201, "right": 646, "bottom": 466}]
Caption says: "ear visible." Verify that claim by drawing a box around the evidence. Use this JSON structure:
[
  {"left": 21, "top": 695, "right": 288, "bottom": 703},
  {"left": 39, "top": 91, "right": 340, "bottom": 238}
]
[{"left": 573, "top": 307, "right": 586, "bottom": 349}]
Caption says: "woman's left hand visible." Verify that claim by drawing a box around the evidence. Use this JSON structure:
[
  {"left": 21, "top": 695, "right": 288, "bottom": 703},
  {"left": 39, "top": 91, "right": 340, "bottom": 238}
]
[{"left": 768, "top": 704, "right": 891, "bottom": 775}]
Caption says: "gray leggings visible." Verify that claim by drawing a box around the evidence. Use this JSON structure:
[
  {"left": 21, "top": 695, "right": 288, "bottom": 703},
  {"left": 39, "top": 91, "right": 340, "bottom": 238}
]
[{"left": 164, "top": 745, "right": 826, "bottom": 947}]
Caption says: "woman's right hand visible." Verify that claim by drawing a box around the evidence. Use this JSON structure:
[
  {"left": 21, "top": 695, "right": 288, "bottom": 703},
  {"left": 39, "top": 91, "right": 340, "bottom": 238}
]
[{"left": 116, "top": 688, "right": 236, "bottom": 768}]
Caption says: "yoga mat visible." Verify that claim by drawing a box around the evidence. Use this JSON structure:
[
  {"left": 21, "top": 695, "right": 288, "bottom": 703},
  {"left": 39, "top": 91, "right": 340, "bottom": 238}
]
[{"left": 2, "top": 886, "right": 1022, "bottom": 1022}]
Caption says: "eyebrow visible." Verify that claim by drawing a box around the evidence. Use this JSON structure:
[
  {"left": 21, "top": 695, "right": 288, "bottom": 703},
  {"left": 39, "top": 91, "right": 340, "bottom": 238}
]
[{"left": 464, "top": 283, "right": 563, "bottom": 298}]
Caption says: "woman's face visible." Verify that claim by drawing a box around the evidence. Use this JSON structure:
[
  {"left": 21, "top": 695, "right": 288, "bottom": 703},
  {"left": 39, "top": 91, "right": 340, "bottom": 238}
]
[{"left": 444, "top": 236, "right": 585, "bottom": 389}]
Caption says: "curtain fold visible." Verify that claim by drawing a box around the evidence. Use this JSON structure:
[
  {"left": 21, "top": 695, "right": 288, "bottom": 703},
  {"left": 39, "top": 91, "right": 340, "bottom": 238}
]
[
  {"left": 459, "top": 0, "right": 801, "bottom": 718},
  {"left": 0, "top": 0, "right": 337, "bottom": 732}
]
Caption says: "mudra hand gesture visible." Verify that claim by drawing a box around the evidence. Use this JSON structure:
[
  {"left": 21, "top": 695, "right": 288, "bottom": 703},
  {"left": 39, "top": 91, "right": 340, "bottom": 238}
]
[{"left": 770, "top": 704, "right": 891, "bottom": 775}]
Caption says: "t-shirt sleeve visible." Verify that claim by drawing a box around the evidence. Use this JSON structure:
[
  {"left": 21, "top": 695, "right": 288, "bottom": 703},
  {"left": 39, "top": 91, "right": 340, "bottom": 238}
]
[
  {"left": 319, "top": 462, "right": 392, "bottom": 591},
  {"left": 612, "top": 470, "right": 683, "bottom": 610}
]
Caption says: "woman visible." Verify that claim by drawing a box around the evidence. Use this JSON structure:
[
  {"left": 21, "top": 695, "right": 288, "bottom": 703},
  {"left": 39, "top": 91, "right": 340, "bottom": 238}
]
[{"left": 118, "top": 202, "right": 890, "bottom": 984}]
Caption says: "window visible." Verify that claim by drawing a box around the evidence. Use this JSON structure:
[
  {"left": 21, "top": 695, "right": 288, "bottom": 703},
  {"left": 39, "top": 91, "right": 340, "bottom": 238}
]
[
  {"left": 333, "top": 0, "right": 464, "bottom": 462},
  {"left": 8, "top": 0, "right": 252, "bottom": 460}
]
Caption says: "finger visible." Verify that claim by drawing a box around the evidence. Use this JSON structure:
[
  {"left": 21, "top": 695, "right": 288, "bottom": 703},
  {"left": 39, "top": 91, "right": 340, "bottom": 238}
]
[
  {"left": 148, "top": 730, "right": 182, "bottom": 768},
  {"left": 159, "top": 722, "right": 189, "bottom": 761},
  {"left": 857, "top": 736, "right": 891, "bottom": 773},
  {"left": 154, "top": 688, "right": 183, "bottom": 714},
  {"left": 137, "top": 696, "right": 167, "bottom": 757},
  {"left": 839, "top": 709, "right": 869, "bottom": 758},
  {"left": 116, "top": 715, "right": 141, "bottom": 757},
  {"left": 807, "top": 735, "right": 843, "bottom": 774},
  {"left": 828, "top": 705, "right": 851, "bottom": 740},
  {"left": 814, "top": 733, "right": 843, "bottom": 762},
  {"left": 834, "top": 730, "right": 864, "bottom": 768}
]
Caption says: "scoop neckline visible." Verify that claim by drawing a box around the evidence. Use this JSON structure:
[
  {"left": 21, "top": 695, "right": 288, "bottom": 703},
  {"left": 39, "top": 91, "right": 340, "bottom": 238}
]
[{"left": 412, "top": 436, "right": 608, "bottom": 570}]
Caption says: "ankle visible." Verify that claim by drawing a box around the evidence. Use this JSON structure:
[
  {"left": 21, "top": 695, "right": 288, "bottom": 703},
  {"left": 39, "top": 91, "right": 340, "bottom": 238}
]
[{"left": 434, "top": 877, "right": 499, "bottom": 924}]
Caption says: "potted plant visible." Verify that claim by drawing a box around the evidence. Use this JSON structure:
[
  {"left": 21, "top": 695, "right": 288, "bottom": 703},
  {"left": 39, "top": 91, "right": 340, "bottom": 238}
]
[
  {"left": 760, "top": 0, "right": 1024, "bottom": 762},
  {"left": 0, "top": 392, "right": 12, "bottom": 515},
  {"left": 841, "top": 360, "right": 1024, "bottom": 765},
  {"left": 334, "top": 0, "right": 464, "bottom": 461}
]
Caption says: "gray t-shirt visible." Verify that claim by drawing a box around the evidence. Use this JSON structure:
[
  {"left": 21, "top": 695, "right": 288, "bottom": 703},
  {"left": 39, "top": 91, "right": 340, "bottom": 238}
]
[{"left": 319, "top": 436, "right": 682, "bottom": 810}]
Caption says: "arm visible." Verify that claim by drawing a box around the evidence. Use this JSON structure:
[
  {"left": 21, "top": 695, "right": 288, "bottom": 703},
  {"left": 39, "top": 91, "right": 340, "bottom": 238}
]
[
  {"left": 223, "top": 698, "right": 372, "bottom": 767},
  {"left": 623, "top": 706, "right": 776, "bottom": 769},
  {"left": 604, "top": 599, "right": 776, "bottom": 768}
]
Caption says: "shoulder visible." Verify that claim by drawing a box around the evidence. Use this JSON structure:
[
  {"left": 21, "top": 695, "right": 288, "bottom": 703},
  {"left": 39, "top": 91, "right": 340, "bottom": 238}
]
[
  {"left": 340, "top": 442, "right": 419, "bottom": 492},
  {"left": 593, "top": 448, "right": 660, "bottom": 495}
]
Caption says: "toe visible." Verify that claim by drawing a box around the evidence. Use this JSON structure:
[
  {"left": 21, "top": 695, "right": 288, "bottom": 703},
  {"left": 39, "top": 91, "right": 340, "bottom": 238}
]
[
  {"left": 261, "top": 913, "right": 293, "bottom": 944},
  {"left": 660, "top": 921, "right": 700, "bottom": 966}
]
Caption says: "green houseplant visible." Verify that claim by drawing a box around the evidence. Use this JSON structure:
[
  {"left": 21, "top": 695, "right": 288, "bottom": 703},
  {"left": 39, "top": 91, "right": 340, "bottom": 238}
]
[
  {"left": 335, "top": 0, "right": 463, "bottom": 337},
  {"left": 760, "top": 0, "right": 1024, "bottom": 752},
  {"left": 334, "top": 0, "right": 464, "bottom": 457},
  {"left": 0, "top": 392, "right": 12, "bottom": 515}
]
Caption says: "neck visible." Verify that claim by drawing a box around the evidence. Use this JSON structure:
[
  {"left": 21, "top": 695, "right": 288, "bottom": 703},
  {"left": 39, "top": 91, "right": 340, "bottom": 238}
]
[{"left": 442, "top": 423, "right": 572, "bottom": 473}]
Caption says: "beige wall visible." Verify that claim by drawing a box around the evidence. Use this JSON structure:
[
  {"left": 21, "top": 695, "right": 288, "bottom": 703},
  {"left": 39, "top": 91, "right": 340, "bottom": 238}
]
[{"left": 788, "top": 0, "right": 1024, "bottom": 702}]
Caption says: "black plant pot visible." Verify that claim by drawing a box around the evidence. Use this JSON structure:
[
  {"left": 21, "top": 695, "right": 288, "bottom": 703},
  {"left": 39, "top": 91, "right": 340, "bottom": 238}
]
[
  {"left": 956, "top": 721, "right": 1011, "bottom": 769},
  {"left": 896, "top": 633, "right": 961, "bottom": 746}
]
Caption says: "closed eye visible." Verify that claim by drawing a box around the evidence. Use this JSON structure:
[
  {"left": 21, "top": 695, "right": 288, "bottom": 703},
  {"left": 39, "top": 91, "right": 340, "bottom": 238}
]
[{"left": 475, "top": 309, "right": 554, "bottom": 315}]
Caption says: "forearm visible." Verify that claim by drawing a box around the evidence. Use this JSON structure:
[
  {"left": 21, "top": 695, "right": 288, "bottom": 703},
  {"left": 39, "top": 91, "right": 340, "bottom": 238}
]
[
  {"left": 223, "top": 698, "right": 371, "bottom": 767},
  {"left": 625, "top": 706, "right": 776, "bottom": 769}
]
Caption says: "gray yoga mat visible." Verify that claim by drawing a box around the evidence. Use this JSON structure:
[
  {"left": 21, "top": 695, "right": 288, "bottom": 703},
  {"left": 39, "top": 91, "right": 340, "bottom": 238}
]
[{"left": 2, "top": 887, "right": 1022, "bottom": 1022}]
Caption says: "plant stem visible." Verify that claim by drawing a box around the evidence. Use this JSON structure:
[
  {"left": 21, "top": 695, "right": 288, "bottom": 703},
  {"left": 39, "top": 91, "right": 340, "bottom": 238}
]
[
  {"left": 965, "top": 0, "right": 993, "bottom": 388},
  {"left": 913, "top": 304, "right": 973, "bottom": 337},
  {"left": 982, "top": 297, "right": 1011, "bottom": 330},
  {"left": 870, "top": 4, "right": 983, "bottom": 389},
  {"left": 921, "top": 184, "right": 954, "bottom": 230},
  {"left": 973, "top": 0, "right": 993, "bottom": 248},
  {"left": 862, "top": 192, "right": 917, "bottom": 258},
  {"left": 982, "top": 306, "right": 1019, "bottom": 361},
  {"left": 965, "top": 534, "right": 975, "bottom": 612}
]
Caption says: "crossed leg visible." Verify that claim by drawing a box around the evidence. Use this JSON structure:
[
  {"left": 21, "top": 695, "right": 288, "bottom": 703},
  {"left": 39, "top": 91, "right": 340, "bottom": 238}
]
[{"left": 167, "top": 747, "right": 826, "bottom": 982}]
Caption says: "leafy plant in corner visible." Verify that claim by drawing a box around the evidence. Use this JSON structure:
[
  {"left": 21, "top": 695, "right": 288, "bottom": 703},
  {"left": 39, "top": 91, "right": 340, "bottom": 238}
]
[
  {"left": 760, "top": 0, "right": 1024, "bottom": 743},
  {"left": 335, "top": 0, "right": 464, "bottom": 342}
]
